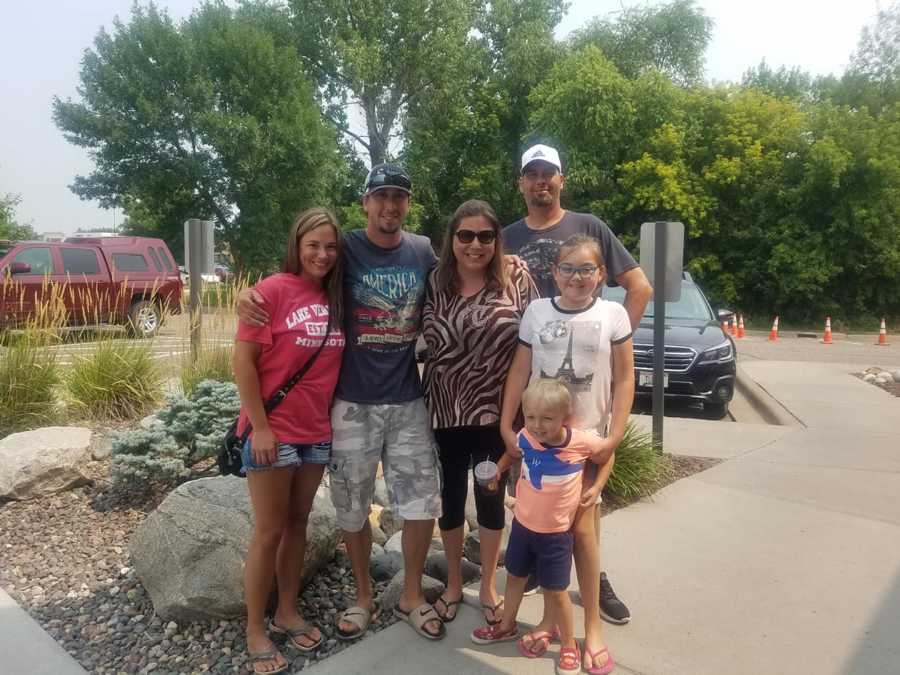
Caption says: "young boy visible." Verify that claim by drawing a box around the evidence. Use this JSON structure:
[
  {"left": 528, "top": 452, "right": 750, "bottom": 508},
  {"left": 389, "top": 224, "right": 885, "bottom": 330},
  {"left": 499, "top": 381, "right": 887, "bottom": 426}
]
[{"left": 470, "top": 378, "right": 610, "bottom": 675}]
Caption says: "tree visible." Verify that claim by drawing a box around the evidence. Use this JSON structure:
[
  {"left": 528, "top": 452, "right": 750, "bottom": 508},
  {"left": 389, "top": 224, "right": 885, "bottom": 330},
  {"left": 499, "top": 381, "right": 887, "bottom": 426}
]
[
  {"left": 0, "top": 193, "right": 38, "bottom": 241},
  {"left": 281, "top": 0, "right": 477, "bottom": 166},
  {"left": 403, "top": 0, "right": 567, "bottom": 238},
  {"left": 53, "top": 2, "right": 340, "bottom": 273},
  {"left": 742, "top": 60, "right": 815, "bottom": 101},
  {"left": 569, "top": 0, "right": 713, "bottom": 86}
]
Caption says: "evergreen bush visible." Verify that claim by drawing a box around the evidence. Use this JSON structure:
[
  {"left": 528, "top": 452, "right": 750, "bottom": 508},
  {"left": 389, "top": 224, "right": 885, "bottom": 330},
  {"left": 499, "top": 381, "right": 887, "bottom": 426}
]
[{"left": 109, "top": 379, "right": 240, "bottom": 489}]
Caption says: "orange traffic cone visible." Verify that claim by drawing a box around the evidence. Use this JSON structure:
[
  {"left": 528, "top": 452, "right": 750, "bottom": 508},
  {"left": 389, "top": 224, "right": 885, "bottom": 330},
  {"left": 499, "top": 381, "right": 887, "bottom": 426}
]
[
  {"left": 721, "top": 317, "right": 729, "bottom": 333},
  {"left": 768, "top": 316, "right": 779, "bottom": 341},
  {"left": 737, "top": 315, "right": 746, "bottom": 339},
  {"left": 875, "top": 318, "right": 889, "bottom": 346},
  {"left": 730, "top": 315, "right": 737, "bottom": 337},
  {"left": 823, "top": 316, "right": 833, "bottom": 344}
]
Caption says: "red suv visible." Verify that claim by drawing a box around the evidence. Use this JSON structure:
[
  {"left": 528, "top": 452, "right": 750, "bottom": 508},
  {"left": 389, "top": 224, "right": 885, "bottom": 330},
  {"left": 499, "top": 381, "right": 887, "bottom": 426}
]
[{"left": 0, "top": 236, "right": 183, "bottom": 337}]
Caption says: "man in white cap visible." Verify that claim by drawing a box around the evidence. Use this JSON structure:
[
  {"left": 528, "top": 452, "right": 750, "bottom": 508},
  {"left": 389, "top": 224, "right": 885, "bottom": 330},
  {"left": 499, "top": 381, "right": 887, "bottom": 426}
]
[{"left": 502, "top": 143, "right": 651, "bottom": 657}]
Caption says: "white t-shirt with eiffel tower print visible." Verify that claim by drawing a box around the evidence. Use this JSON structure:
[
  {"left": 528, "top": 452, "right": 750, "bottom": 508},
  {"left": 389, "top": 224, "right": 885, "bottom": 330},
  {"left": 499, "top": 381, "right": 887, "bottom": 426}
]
[{"left": 518, "top": 297, "right": 632, "bottom": 432}]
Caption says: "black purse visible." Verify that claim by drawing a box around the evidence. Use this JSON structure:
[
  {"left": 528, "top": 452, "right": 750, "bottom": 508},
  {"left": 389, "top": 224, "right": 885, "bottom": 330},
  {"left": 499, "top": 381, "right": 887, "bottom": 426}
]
[{"left": 218, "top": 312, "right": 334, "bottom": 477}]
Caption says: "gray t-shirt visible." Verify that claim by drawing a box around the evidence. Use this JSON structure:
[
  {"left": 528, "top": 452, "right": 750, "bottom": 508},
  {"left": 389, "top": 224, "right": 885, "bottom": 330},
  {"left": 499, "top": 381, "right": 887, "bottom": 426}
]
[
  {"left": 503, "top": 211, "right": 638, "bottom": 299},
  {"left": 335, "top": 229, "right": 437, "bottom": 404}
]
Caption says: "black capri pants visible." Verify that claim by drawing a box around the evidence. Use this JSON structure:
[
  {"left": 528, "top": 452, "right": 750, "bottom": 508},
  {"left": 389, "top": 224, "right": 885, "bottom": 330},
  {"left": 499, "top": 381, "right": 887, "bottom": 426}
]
[{"left": 433, "top": 424, "right": 508, "bottom": 532}]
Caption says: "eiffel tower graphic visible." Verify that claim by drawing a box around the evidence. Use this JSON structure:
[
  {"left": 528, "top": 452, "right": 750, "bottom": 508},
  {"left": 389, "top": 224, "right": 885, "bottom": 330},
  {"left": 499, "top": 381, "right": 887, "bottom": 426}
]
[{"left": 540, "top": 327, "right": 593, "bottom": 387}]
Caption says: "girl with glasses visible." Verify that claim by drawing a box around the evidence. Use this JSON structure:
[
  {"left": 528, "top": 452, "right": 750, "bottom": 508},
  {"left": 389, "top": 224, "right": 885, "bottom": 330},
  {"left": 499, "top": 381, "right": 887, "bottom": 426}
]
[
  {"left": 421, "top": 199, "right": 538, "bottom": 628},
  {"left": 493, "top": 234, "right": 635, "bottom": 675}
]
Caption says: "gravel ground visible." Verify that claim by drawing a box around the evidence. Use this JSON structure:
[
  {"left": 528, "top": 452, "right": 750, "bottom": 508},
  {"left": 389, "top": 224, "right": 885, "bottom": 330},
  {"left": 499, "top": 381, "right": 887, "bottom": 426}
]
[
  {"left": 0, "top": 453, "right": 394, "bottom": 675},
  {"left": 0, "top": 427, "right": 718, "bottom": 674}
]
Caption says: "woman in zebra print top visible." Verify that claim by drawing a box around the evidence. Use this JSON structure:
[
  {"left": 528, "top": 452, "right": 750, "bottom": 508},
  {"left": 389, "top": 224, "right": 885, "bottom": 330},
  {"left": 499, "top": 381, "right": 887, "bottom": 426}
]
[{"left": 422, "top": 199, "right": 538, "bottom": 626}]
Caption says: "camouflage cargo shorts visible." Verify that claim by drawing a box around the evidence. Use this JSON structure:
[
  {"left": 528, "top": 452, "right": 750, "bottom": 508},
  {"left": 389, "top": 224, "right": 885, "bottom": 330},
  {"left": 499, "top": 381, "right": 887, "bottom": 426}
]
[{"left": 328, "top": 397, "right": 443, "bottom": 532}]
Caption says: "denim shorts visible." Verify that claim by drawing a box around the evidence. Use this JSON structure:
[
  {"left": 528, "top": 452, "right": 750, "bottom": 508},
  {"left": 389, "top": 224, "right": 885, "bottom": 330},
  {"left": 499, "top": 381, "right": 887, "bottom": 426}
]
[
  {"left": 504, "top": 518, "right": 574, "bottom": 591},
  {"left": 241, "top": 437, "right": 331, "bottom": 473}
]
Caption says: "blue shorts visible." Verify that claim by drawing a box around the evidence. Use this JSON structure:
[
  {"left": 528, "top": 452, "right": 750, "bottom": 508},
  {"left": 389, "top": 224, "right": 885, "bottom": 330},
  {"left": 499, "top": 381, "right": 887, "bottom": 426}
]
[
  {"left": 241, "top": 438, "right": 331, "bottom": 473},
  {"left": 504, "top": 518, "right": 574, "bottom": 591}
]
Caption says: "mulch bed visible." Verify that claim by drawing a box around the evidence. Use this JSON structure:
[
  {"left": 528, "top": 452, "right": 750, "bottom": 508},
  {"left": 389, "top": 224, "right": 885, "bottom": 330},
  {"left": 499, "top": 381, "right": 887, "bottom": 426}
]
[
  {"left": 601, "top": 454, "right": 721, "bottom": 516},
  {"left": 1, "top": 429, "right": 720, "bottom": 674}
]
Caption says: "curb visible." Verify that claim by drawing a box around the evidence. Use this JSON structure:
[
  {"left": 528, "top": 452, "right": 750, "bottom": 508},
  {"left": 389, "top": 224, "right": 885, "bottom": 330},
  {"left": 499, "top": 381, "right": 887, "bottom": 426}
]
[{"left": 735, "top": 366, "right": 803, "bottom": 427}]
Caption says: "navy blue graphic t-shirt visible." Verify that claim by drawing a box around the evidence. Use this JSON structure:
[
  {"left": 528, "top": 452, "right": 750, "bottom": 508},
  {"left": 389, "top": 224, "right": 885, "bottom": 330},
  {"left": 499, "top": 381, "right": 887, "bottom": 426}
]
[
  {"left": 503, "top": 211, "right": 638, "bottom": 299},
  {"left": 335, "top": 229, "right": 437, "bottom": 404}
]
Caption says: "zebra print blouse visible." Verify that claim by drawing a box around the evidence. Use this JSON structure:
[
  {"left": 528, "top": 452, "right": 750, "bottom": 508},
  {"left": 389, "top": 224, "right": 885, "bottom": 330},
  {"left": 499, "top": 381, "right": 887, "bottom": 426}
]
[{"left": 422, "top": 266, "right": 538, "bottom": 429}]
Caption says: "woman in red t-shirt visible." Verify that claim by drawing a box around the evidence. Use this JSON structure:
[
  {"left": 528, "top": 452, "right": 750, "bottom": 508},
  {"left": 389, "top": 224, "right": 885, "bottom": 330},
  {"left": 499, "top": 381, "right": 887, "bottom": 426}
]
[{"left": 233, "top": 208, "right": 346, "bottom": 675}]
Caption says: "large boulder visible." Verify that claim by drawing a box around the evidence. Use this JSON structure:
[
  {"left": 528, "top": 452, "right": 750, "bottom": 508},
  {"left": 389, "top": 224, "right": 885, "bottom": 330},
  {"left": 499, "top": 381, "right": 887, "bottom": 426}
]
[
  {"left": 0, "top": 427, "right": 92, "bottom": 500},
  {"left": 130, "top": 476, "right": 341, "bottom": 622}
]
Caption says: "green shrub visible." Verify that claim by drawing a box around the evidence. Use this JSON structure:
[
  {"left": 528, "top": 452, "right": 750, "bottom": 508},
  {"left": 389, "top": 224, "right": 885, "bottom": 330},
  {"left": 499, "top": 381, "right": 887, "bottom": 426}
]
[
  {"left": 109, "top": 380, "right": 240, "bottom": 490},
  {"left": 604, "top": 422, "right": 673, "bottom": 501},
  {"left": 0, "top": 334, "right": 60, "bottom": 435},
  {"left": 180, "top": 345, "right": 234, "bottom": 395},
  {"left": 65, "top": 339, "right": 162, "bottom": 419}
]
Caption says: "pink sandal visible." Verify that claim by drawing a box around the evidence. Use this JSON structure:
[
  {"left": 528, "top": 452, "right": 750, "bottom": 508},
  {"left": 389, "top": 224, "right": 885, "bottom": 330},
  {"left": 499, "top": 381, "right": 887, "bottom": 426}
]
[
  {"left": 584, "top": 646, "right": 615, "bottom": 674},
  {"left": 556, "top": 644, "right": 581, "bottom": 675},
  {"left": 470, "top": 622, "right": 519, "bottom": 645},
  {"left": 516, "top": 629, "right": 554, "bottom": 658}
]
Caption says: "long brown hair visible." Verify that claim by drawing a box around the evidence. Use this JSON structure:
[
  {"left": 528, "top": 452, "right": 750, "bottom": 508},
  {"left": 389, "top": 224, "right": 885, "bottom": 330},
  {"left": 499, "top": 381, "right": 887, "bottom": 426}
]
[
  {"left": 283, "top": 207, "right": 344, "bottom": 326},
  {"left": 434, "top": 199, "right": 508, "bottom": 293}
]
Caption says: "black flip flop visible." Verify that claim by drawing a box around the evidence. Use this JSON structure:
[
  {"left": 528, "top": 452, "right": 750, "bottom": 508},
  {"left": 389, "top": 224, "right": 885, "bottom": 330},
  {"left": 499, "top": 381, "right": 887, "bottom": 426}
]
[{"left": 434, "top": 595, "right": 462, "bottom": 623}]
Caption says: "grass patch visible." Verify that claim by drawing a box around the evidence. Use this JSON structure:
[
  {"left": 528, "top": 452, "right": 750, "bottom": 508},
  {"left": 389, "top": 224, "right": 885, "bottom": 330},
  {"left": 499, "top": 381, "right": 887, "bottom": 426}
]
[
  {"left": 0, "top": 332, "right": 60, "bottom": 435},
  {"left": 64, "top": 339, "right": 162, "bottom": 420},
  {"left": 180, "top": 344, "right": 234, "bottom": 395},
  {"left": 604, "top": 422, "right": 673, "bottom": 501}
]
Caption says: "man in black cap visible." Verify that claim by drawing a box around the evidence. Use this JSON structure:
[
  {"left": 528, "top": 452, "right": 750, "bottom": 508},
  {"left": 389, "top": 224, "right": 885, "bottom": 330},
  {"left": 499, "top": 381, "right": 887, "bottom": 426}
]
[{"left": 237, "top": 163, "right": 446, "bottom": 642}]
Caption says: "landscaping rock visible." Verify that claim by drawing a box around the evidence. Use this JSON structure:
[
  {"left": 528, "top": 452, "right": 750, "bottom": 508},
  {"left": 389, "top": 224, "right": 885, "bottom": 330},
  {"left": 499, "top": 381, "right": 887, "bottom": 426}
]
[
  {"left": 424, "top": 553, "right": 481, "bottom": 586},
  {"left": 139, "top": 414, "right": 163, "bottom": 430},
  {"left": 379, "top": 571, "right": 444, "bottom": 612},
  {"left": 371, "top": 525, "right": 388, "bottom": 546},
  {"left": 130, "top": 476, "right": 341, "bottom": 621},
  {"left": 875, "top": 372, "right": 893, "bottom": 384},
  {"left": 384, "top": 531, "right": 403, "bottom": 555},
  {"left": 0, "top": 427, "right": 92, "bottom": 500},
  {"left": 863, "top": 373, "right": 877, "bottom": 382},
  {"left": 463, "top": 530, "right": 481, "bottom": 564},
  {"left": 373, "top": 477, "right": 389, "bottom": 507},
  {"left": 379, "top": 507, "right": 403, "bottom": 537},
  {"left": 892, "top": 370, "right": 900, "bottom": 382},
  {"left": 370, "top": 551, "right": 403, "bottom": 582}
]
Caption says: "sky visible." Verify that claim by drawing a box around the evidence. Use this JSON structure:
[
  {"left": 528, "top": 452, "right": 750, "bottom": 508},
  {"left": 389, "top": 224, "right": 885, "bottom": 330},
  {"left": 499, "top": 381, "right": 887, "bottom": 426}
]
[{"left": 0, "top": 0, "right": 884, "bottom": 236}]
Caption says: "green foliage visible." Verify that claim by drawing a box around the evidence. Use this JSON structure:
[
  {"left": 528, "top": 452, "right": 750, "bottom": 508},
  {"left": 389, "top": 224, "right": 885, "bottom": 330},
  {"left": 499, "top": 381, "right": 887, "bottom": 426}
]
[
  {"left": 604, "top": 422, "right": 672, "bottom": 501},
  {"left": 53, "top": 2, "right": 340, "bottom": 276},
  {"left": 65, "top": 340, "right": 162, "bottom": 419},
  {"left": 0, "top": 193, "right": 38, "bottom": 241},
  {"left": 108, "top": 379, "right": 239, "bottom": 490},
  {"left": 0, "top": 334, "right": 60, "bottom": 436},
  {"left": 180, "top": 345, "right": 234, "bottom": 396},
  {"left": 570, "top": 0, "right": 713, "bottom": 86}
]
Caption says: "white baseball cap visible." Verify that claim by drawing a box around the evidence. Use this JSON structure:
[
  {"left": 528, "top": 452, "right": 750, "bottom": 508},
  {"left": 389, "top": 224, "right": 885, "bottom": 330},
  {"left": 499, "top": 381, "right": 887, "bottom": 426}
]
[{"left": 521, "top": 144, "right": 562, "bottom": 173}]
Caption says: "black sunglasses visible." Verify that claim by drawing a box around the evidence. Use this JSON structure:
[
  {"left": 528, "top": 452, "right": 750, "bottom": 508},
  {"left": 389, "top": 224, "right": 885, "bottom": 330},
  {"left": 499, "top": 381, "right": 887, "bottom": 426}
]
[
  {"left": 366, "top": 170, "right": 412, "bottom": 192},
  {"left": 455, "top": 229, "right": 497, "bottom": 244}
]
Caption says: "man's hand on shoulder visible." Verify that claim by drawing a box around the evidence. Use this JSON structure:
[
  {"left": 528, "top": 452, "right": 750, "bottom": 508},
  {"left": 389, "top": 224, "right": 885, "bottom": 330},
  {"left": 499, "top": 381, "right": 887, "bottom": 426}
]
[{"left": 236, "top": 288, "right": 269, "bottom": 327}]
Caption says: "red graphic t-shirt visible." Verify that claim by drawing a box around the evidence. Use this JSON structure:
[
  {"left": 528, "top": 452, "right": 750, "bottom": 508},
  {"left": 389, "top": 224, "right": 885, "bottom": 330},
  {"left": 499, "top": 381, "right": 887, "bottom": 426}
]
[{"left": 236, "top": 273, "right": 344, "bottom": 444}]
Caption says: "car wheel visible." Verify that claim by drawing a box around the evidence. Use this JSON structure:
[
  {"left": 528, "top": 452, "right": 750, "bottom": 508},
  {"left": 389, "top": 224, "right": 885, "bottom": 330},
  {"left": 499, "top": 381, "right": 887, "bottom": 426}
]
[
  {"left": 127, "top": 300, "right": 160, "bottom": 338},
  {"left": 704, "top": 402, "right": 729, "bottom": 419}
]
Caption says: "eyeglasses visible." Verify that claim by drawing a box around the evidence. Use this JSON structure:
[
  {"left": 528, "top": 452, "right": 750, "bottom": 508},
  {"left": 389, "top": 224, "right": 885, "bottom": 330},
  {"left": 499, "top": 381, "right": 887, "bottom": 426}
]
[
  {"left": 556, "top": 264, "right": 600, "bottom": 278},
  {"left": 455, "top": 229, "right": 497, "bottom": 244}
]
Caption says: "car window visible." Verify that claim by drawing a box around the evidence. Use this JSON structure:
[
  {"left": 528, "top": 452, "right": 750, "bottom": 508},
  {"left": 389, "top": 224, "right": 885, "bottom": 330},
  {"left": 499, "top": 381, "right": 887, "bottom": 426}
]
[
  {"left": 602, "top": 283, "right": 713, "bottom": 321},
  {"left": 147, "top": 247, "right": 163, "bottom": 272},
  {"left": 61, "top": 247, "right": 101, "bottom": 275},
  {"left": 112, "top": 253, "right": 150, "bottom": 272},
  {"left": 156, "top": 246, "right": 174, "bottom": 271},
  {"left": 12, "top": 247, "right": 53, "bottom": 274}
]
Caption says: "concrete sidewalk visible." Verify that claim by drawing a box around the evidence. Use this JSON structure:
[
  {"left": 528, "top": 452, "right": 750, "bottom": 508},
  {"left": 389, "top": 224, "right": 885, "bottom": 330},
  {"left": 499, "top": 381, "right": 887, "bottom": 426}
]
[
  {"left": 0, "top": 586, "right": 87, "bottom": 674},
  {"left": 310, "top": 361, "right": 900, "bottom": 675}
]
